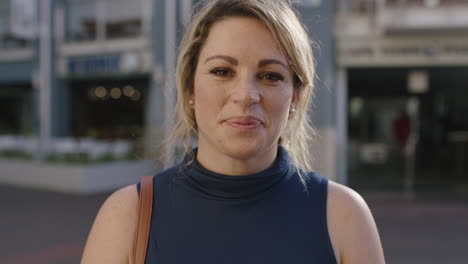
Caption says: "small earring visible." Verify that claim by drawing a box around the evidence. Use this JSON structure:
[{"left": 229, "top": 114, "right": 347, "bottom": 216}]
[
  {"left": 290, "top": 107, "right": 296, "bottom": 114},
  {"left": 189, "top": 99, "right": 194, "bottom": 105}
]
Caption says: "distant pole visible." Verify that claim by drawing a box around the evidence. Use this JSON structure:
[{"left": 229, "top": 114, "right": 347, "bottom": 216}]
[
  {"left": 180, "top": 0, "right": 193, "bottom": 26},
  {"left": 163, "top": 0, "right": 177, "bottom": 168},
  {"left": 38, "top": 0, "right": 52, "bottom": 160}
]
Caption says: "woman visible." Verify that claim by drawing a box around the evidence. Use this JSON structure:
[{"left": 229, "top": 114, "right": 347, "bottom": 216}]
[{"left": 81, "top": 0, "right": 385, "bottom": 263}]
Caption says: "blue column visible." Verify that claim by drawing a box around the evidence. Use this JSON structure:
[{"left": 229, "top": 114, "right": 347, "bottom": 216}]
[
  {"left": 51, "top": 0, "right": 69, "bottom": 137},
  {"left": 144, "top": 0, "right": 167, "bottom": 166}
]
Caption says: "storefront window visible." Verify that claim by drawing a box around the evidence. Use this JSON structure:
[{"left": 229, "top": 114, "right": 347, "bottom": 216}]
[
  {"left": 0, "top": 85, "right": 32, "bottom": 135},
  {"left": 69, "top": 78, "right": 148, "bottom": 158},
  {"left": 70, "top": 78, "right": 147, "bottom": 141},
  {"left": 65, "top": 0, "right": 142, "bottom": 42},
  {"left": 0, "top": 97, "right": 22, "bottom": 134}
]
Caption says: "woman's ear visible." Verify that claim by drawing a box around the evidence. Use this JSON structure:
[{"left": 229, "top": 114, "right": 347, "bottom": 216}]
[
  {"left": 289, "top": 89, "right": 298, "bottom": 119},
  {"left": 291, "top": 89, "right": 298, "bottom": 110},
  {"left": 189, "top": 94, "right": 195, "bottom": 108},
  {"left": 292, "top": 89, "right": 298, "bottom": 106}
]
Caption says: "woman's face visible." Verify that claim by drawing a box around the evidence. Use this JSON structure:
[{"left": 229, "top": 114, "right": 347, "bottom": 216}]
[{"left": 192, "top": 16, "right": 296, "bottom": 167}]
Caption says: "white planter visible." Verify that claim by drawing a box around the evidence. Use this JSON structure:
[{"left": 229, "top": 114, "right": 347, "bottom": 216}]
[{"left": 0, "top": 159, "right": 158, "bottom": 194}]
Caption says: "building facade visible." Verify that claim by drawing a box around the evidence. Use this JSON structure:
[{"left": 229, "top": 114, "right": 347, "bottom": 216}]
[{"left": 336, "top": 0, "right": 468, "bottom": 191}]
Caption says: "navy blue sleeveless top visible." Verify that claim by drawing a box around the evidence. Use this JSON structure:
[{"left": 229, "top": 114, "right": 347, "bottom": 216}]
[{"left": 138, "top": 147, "right": 337, "bottom": 264}]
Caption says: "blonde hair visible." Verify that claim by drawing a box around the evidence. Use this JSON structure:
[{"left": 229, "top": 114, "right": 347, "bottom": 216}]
[{"left": 172, "top": 0, "right": 316, "bottom": 174}]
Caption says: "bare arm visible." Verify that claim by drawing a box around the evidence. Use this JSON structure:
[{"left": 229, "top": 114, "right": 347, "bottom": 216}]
[
  {"left": 81, "top": 185, "right": 139, "bottom": 264},
  {"left": 327, "top": 181, "right": 385, "bottom": 264}
]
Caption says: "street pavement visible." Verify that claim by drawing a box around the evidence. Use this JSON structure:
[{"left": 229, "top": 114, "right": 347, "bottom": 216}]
[
  {"left": 365, "top": 191, "right": 468, "bottom": 263},
  {"left": 1, "top": 185, "right": 467, "bottom": 264}
]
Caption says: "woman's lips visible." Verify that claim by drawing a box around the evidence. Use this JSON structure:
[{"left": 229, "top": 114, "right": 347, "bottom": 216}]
[{"left": 224, "top": 116, "right": 262, "bottom": 132}]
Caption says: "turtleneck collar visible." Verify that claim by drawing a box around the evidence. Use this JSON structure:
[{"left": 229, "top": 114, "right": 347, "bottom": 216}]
[{"left": 177, "top": 146, "right": 295, "bottom": 200}]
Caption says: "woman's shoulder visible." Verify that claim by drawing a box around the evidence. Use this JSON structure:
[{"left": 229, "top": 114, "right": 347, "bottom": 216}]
[
  {"left": 326, "top": 181, "right": 385, "bottom": 264},
  {"left": 81, "top": 184, "right": 139, "bottom": 263},
  {"left": 327, "top": 181, "right": 368, "bottom": 212}
]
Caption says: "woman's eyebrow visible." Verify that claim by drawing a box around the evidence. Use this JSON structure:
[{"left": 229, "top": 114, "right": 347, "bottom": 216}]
[
  {"left": 258, "top": 59, "right": 288, "bottom": 69},
  {"left": 204, "top": 56, "right": 288, "bottom": 69},
  {"left": 204, "top": 55, "right": 238, "bottom": 65}
]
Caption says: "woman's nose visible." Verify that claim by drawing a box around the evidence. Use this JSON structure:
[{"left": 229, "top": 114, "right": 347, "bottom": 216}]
[{"left": 231, "top": 76, "right": 261, "bottom": 107}]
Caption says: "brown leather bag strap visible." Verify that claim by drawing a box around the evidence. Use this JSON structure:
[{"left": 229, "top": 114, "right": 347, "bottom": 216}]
[{"left": 132, "top": 175, "right": 154, "bottom": 264}]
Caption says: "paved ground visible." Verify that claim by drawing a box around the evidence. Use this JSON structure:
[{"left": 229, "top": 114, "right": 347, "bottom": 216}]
[
  {"left": 0, "top": 186, "right": 108, "bottom": 264},
  {"left": 1, "top": 185, "right": 467, "bottom": 264},
  {"left": 365, "top": 191, "right": 468, "bottom": 263}
]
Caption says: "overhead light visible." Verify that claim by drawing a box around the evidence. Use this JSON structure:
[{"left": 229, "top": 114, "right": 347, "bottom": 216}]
[
  {"left": 408, "top": 71, "right": 429, "bottom": 94},
  {"left": 110, "top": 87, "right": 122, "bottom": 99},
  {"left": 123, "top": 85, "right": 135, "bottom": 97},
  {"left": 95, "top": 86, "right": 107, "bottom": 98}
]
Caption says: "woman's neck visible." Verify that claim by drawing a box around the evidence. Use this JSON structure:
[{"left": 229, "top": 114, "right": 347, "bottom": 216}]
[{"left": 195, "top": 144, "right": 278, "bottom": 176}]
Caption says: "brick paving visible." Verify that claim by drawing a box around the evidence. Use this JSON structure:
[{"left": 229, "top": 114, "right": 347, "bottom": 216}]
[{"left": 1, "top": 185, "right": 467, "bottom": 264}]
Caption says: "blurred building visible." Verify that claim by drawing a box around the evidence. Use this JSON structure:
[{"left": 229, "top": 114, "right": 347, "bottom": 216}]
[
  {"left": 6, "top": 0, "right": 465, "bottom": 194},
  {"left": 0, "top": 0, "right": 35, "bottom": 136},
  {"left": 0, "top": 0, "right": 170, "bottom": 192},
  {"left": 336, "top": 0, "right": 468, "bottom": 190},
  {"left": 0, "top": 0, "right": 156, "bottom": 139},
  {"left": 0, "top": 0, "right": 340, "bottom": 193}
]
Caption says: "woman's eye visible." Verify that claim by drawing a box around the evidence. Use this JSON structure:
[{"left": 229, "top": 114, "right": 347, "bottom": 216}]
[
  {"left": 210, "top": 68, "right": 231, "bottom": 77},
  {"left": 260, "top": 72, "right": 284, "bottom": 82}
]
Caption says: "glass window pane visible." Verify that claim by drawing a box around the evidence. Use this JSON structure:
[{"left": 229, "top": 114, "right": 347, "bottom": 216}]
[
  {"left": 104, "top": 0, "right": 142, "bottom": 39},
  {"left": 65, "top": 0, "right": 97, "bottom": 42},
  {"left": 0, "top": 0, "right": 32, "bottom": 49}
]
